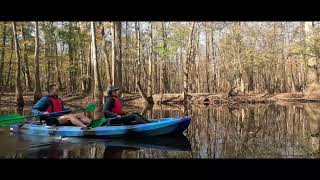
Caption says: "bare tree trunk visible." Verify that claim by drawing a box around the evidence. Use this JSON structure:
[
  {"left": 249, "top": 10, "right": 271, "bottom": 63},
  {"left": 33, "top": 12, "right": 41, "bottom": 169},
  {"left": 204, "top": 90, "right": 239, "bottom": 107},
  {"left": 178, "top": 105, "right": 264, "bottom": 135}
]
[
  {"left": 80, "top": 47, "right": 85, "bottom": 92},
  {"left": 210, "top": 23, "right": 218, "bottom": 93},
  {"left": 68, "top": 43, "right": 74, "bottom": 92},
  {"left": 135, "top": 22, "right": 141, "bottom": 83},
  {"left": 0, "top": 35, "right": 13, "bottom": 96},
  {"left": 304, "top": 22, "right": 320, "bottom": 99},
  {"left": 12, "top": 22, "right": 24, "bottom": 106},
  {"left": 33, "top": 21, "right": 42, "bottom": 103},
  {"left": 44, "top": 26, "right": 50, "bottom": 91},
  {"left": 20, "top": 23, "right": 33, "bottom": 92},
  {"left": 79, "top": 22, "right": 86, "bottom": 92},
  {"left": 67, "top": 22, "right": 74, "bottom": 93},
  {"left": 106, "top": 49, "right": 112, "bottom": 86},
  {"left": 205, "top": 23, "right": 210, "bottom": 93},
  {"left": 248, "top": 56, "right": 254, "bottom": 92},
  {"left": 0, "top": 22, "right": 6, "bottom": 87},
  {"left": 123, "top": 22, "right": 129, "bottom": 92},
  {"left": 54, "top": 39, "right": 62, "bottom": 89},
  {"left": 91, "top": 22, "right": 103, "bottom": 105},
  {"left": 147, "top": 21, "right": 153, "bottom": 99},
  {"left": 86, "top": 41, "right": 92, "bottom": 93},
  {"left": 111, "top": 21, "right": 122, "bottom": 90},
  {"left": 153, "top": 53, "right": 158, "bottom": 94},
  {"left": 183, "top": 22, "right": 196, "bottom": 102},
  {"left": 160, "top": 22, "right": 167, "bottom": 102}
]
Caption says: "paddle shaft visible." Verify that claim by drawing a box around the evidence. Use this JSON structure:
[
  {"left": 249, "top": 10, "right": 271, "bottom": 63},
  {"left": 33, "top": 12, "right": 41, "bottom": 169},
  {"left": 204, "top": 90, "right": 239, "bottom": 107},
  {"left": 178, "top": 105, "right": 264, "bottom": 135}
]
[{"left": 1, "top": 106, "right": 91, "bottom": 122}]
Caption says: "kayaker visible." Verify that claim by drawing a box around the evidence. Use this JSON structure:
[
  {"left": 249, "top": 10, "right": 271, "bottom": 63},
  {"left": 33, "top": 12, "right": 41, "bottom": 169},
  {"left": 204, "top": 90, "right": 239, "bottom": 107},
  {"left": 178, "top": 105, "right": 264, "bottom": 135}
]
[
  {"left": 103, "top": 85, "right": 149, "bottom": 125},
  {"left": 32, "top": 84, "right": 92, "bottom": 128}
]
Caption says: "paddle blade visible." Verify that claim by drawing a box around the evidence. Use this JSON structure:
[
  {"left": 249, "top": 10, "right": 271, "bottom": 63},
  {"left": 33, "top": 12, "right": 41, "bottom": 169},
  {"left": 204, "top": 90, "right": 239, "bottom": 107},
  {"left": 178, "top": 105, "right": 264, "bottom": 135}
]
[
  {"left": 0, "top": 114, "right": 24, "bottom": 122},
  {"left": 89, "top": 118, "right": 109, "bottom": 128},
  {"left": 85, "top": 104, "right": 96, "bottom": 112}
]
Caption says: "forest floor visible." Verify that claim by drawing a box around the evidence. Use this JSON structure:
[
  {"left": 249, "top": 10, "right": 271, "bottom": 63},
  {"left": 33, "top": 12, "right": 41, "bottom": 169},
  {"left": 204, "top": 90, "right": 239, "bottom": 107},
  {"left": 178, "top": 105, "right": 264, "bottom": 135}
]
[{"left": 0, "top": 91, "right": 319, "bottom": 110}]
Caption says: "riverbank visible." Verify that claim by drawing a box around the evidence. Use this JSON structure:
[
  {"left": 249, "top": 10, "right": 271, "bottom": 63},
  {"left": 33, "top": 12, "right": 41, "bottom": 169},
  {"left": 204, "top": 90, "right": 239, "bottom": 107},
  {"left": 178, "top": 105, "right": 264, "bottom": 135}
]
[{"left": 1, "top": 92, "right": 319, "bottom": 109}]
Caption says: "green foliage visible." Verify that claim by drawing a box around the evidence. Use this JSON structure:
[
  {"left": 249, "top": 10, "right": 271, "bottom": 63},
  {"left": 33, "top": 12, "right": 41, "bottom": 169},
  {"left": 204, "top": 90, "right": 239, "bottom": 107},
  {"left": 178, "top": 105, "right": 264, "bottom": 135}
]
[{"left": 57, "top": 22, "right": 88, "bottom": 49}]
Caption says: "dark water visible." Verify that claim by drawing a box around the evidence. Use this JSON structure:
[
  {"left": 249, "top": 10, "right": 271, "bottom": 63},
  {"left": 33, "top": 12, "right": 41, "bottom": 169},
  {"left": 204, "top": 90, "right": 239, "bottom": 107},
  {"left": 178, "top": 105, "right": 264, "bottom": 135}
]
[{"left": 1, "top": 103, "right": 320, "bottom": 159}]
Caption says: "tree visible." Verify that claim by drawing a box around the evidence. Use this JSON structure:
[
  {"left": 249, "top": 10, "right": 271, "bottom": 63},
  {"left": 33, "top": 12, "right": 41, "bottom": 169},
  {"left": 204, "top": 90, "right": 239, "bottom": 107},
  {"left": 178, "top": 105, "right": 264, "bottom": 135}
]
[
  {"left": 205, "top": 22, "right": 210, "bottom": 93},
  {"left": 135, "top": 22, "right": 141, "bottom": 82},
  {"left": 33, "top": 21, "right": 42, "bottom": 103},
  {"left": 20, "top": 23, "right": 33, "bottom": 92},
  {"left": 91, "top": 22, "right": 103, "bottom": 104},
  {"left": 0, "top": 22, "right": 6, "bottom": 87},
  {"left": 12, "top": 22, "right": 24, "bottom": 106},
  {"left": 68, "top": 22, "right": 75, "bottom": 92},
  {"left": 54, "top": 26, "right": 63, "bottom": 90},
  {"left": 304, "top": 21, "right": 320, "bottom": 99},
  {"left": 111, "top": 21, "right": 122, "bottom": 90},
  {"left": 182, "top": 22, "right": 196, "bottom": 103},
  {"left": 0, "top": 34, "right": 13, "bottom": 97},
  {"left": 147, "top": 22, "right": 154, "bottom": 102}
]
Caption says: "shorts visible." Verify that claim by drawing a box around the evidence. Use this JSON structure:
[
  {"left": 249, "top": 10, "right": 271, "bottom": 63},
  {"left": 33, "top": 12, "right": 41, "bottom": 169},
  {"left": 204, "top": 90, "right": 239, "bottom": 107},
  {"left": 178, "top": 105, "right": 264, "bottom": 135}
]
[{"left": 44, "top": 117, "right": 60, "bottom": 126}]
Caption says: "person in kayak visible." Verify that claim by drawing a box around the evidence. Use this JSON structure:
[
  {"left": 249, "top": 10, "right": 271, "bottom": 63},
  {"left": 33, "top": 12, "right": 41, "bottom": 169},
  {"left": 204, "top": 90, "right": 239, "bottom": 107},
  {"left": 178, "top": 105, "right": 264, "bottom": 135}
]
[
  {"left": 103, "top": 85, "right": 149, "bottom": 125},
  {"left": 32, "top": 84, "right": 92, "bottom": 128}
]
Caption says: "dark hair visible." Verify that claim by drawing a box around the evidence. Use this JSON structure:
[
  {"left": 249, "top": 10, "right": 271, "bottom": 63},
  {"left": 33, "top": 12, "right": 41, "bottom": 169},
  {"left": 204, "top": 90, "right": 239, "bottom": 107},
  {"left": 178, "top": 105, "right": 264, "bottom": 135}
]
[{"left": 48, "top": 84, "right": 57, "bottom": 93}]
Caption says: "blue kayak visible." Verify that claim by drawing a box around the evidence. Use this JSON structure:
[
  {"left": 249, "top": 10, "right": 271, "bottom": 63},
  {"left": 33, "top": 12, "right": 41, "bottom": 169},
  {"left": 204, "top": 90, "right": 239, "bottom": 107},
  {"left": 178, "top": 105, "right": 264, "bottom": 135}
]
[{"left": 9, "top": 117, "right": 191, "bottom": 137}]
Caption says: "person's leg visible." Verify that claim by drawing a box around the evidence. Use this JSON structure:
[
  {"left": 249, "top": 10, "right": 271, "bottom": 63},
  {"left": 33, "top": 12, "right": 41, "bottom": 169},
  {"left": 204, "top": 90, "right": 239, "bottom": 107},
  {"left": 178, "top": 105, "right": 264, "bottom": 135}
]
[
  {"left": 131, "top": 113, "right": 149, "bottom": 124},
  {"left": 74, "top": 113, "right": 92, "bottom": 125},
  {"left": 58, "top": 114, "right": 87, "bottom": 128},
  {"left": 120, "top": 114, "right": 147, "bottom": 125},
  {"left": 108, "top": 117, "right": 123, "bottom": 125}
]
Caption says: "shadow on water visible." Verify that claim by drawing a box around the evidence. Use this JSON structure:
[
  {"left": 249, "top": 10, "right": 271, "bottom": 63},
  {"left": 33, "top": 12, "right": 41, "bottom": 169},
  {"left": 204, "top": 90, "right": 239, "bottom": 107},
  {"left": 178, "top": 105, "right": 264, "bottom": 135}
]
[{"left": 2, "top": 102, "right": 320, "bottom": 158}]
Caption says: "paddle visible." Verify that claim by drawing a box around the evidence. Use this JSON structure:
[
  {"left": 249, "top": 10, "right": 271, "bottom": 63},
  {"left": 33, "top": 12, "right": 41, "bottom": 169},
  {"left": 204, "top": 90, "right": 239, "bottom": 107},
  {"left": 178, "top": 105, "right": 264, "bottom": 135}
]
[
  {"left": 0, "top": 104, "right": 96, "bottom": 126},
  {"left": 88, "top": 116, "right": 119, "bottom": 128}
]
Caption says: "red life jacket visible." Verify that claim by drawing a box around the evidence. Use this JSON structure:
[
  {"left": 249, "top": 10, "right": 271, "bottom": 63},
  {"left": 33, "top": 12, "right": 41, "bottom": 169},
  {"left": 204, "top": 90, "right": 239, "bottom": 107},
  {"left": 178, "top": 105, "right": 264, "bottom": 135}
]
[
  {"left": 46, "top": 96, "right": 63, "bottom": 113},
  {"left": 111, "top": 96, "right": 123, "bottom": 115}
]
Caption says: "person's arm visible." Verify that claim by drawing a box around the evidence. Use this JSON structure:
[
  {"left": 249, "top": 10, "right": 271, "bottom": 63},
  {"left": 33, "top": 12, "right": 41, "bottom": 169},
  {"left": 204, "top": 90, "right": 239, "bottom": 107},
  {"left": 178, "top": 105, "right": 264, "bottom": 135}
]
[
  {"left": 103, "top": 97, "right": 118, "bottom": 118},
  {"left": 32, "top": 97, "right": 50, "bottom": 116}
]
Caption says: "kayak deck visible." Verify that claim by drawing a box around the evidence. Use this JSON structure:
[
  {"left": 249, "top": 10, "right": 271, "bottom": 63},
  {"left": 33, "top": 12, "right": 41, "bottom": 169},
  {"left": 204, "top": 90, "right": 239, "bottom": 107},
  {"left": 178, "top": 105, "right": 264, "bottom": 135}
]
[{"left": 10, "top": 117, "right": 191, "bottom": 137}]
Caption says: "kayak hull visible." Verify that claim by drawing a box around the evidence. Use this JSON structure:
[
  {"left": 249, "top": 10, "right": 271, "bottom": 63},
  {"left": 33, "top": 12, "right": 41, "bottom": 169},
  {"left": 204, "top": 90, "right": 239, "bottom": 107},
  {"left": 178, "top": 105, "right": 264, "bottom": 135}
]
[{"left": 10, "top": 117, "right": 191, "bottom": 137}]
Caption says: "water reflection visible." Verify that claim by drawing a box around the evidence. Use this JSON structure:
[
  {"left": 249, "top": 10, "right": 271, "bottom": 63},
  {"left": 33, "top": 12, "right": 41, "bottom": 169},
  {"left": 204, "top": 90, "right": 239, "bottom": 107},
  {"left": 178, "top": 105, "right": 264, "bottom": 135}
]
[
  {"left": 186, "top": 104, "right": 320, "bottom": 158},
  {"left": 1, "top": 134, "right": 191, "bottom": 159},
  {"left": 1, "top": 102, "right": 320, "bottom": 158}
]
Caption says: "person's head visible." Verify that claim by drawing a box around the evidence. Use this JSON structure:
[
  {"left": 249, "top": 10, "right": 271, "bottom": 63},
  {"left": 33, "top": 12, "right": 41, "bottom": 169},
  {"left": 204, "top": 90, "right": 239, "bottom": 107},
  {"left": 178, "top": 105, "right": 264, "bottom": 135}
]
[
  {"left": 48, "top": 84, "right": 59, "bottom": 96},
  {"left": 107, "top": 85, "right": 120, "bottom": 96}
]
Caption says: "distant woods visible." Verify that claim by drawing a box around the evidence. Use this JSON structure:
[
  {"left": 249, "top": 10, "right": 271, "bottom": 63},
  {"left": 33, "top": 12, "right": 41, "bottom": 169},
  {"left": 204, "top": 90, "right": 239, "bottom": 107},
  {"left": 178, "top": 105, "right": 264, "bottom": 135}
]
[{"left": 1, "top": 21, "right": 320, "bottom": 105}]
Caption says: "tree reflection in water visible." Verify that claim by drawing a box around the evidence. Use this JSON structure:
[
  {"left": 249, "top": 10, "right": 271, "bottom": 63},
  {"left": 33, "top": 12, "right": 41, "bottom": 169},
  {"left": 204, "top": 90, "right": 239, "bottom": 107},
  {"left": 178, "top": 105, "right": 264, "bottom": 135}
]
[{"left": 2, "top": 103, "right": 320, "bottom": 158}]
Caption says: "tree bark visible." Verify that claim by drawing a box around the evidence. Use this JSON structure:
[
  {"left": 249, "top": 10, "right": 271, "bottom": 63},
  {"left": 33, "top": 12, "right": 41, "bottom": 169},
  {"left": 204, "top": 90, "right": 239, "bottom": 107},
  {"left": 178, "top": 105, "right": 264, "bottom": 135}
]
[
  {"left": 160, "top": 22, "right": 168, "bottom": 102},
  {"left": 111, "top": 21, "right": 122, "bottom": 90},
  {"left": 135, "top": 22, "right": 142, "bottom": 83},
  {"left": 183, "top": 22, "right": 196, "bottom": 102},
  {"left": 0, "top": 35, "right": 13, "bottom": 96},
  {"left": 79, "top": 22, "right": 86, "bottom": 92},
  {"left": 12, "top": 22, "right": 24, "bottom": 106},
  {"left": 147, "top": 21, "right": 153, "bottom": 99},
  {"left": 86, "top": 41, "right": 92, "bottom": 93},
  {"left": 33, "top": 21, "right": 42, "bottom": 103},
  {"left": 68, "top": 22, "right": 74, "bottom": 93},
  {"left": 304, "top": 22, "right": 320, "bottom": 99},
  {"left": 124, "top": 22, "right": 129, "bottom": 92},
  {"left": 54, "top": 38, "right": 62, "bottom": 90},
  {"left": 0, "top": 22, "right": 6, "bottom": 87},
  {"left": 91, "top": 22, "right": 103, "bottom": 105},
  {"left": 205, "top": 23, "right": 210, "bottom": 93},
  {"left": 20, "top": 23, "right": 33, "bottom": 92}
]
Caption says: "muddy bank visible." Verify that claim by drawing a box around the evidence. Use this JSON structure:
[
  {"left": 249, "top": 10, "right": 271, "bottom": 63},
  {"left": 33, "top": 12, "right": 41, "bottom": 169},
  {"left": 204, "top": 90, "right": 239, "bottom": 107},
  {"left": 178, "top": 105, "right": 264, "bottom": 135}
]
[
  {"left": 128, "top": 92, "right": 319, "bottom": 106},
  {"left": 1, "top": 92, "right": 320, "bottom": 109}
]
